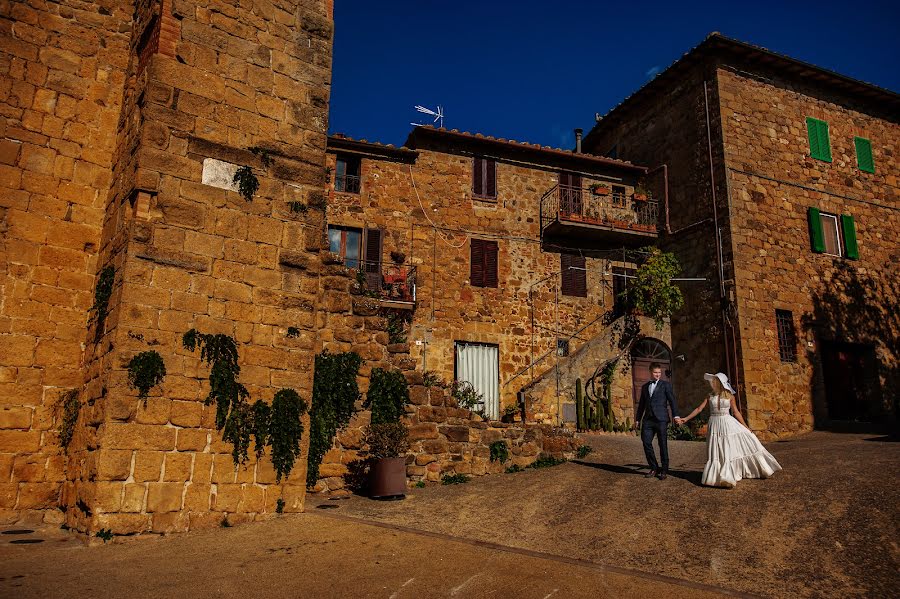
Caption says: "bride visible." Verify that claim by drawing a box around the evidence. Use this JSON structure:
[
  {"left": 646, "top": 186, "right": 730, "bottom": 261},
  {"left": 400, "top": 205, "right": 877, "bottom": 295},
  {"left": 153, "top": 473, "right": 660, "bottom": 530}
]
[{"left": 677, "top": 373, "right": 782, "bottom": 488}]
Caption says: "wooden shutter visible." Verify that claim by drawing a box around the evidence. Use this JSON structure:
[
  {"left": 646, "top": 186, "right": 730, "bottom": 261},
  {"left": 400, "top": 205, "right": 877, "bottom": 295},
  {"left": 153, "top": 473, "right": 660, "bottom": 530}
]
[
  {"left": 806, "top": 117, "right": 831, "bottom": 162},
  {"left": 855, "top": 137, "right": 874, "bottom": 173},
  {"left": 364, "top": 228, "right": 382, "bottom": 290},
  {"left": 561, "top": 254, "right": 586, "bottom": 297},
  {"left": 841, "top": 215, "right": 859, "bottom": 259},
  {"left": 473, "top": 158, "right": 484, "bottom": 196},
  {"left": 485, "top": 159, "right": 496, "bottom": 198},
  {"left": 484, "top": 240, "right": 498, "bottom": 287},
  {"left": 470, "top": 239, "right": 484, "bottom": 286},
  {"left": 808, "top": 207, "right": 825, "bottom": 253}
]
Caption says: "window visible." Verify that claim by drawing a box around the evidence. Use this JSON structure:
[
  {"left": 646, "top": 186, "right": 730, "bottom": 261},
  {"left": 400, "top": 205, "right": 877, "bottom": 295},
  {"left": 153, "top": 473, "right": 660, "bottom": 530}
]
[
  {"left": 612, "top": 267, "right": 635, "bottom": 315},
  {"left": 776, "top": 310, "right": 797, "bottom": 363},
  {"left": 327, "top": 226, "right": 362, "bottom": 268},
  {"left": 854, "top": 137, "right": 874, "bottom": 173},
  {"left": 807, "top": 208, "right": 859, "bottom": 259},
  {"left": 335, "top": 155, "right": 361, "bottom": 193},
  {"left": 470, "top": 239, "right": 498, "bottom": 288},
  {"left": 806, "top": 117, "right": 832, "bottom": 162},
  {"left": 611, "top": 185, "right": 627, "bottom": 207},
  {"left": 560, "top": 253, "right": 587, "bottom": 297},
  {"left": 473, "top": 157, "right": 497, "bottom": 199},
  {"left": 454, "top": 342, "right": 500, "bottom": 420},
  {"left": 556, "top": 338, "right": 570, "bottom": 357}
]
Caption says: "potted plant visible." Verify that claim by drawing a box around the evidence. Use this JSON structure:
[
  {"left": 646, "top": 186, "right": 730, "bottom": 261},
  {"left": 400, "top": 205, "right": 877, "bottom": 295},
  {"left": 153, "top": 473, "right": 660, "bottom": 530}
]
[
  {"left": 590, "top": 183, "right": 611, "bottom": 196},
  {"left": 390, "top": 251, "right": 406, "bottom": 265},
  {"left": 633, "top": 186, "right": 650, "bottom": 202},
  {"left": 501, "top": 404, "right": 519, "bottom": 424},
  {"left": 364, "top": 421, "right": 409, "bottom": 499}
]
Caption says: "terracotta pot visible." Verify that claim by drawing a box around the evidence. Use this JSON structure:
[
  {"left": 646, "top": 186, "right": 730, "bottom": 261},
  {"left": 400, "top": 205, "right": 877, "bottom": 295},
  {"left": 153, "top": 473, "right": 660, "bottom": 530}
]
[{"left": 369, "top": 457, "right": 407, "bottom": 499}]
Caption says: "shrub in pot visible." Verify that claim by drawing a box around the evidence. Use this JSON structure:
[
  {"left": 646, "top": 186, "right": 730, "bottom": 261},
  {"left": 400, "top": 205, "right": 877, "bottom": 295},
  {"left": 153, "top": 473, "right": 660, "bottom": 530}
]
[{"left": 364, "top": 422, "right": 409, "bottom": 499}]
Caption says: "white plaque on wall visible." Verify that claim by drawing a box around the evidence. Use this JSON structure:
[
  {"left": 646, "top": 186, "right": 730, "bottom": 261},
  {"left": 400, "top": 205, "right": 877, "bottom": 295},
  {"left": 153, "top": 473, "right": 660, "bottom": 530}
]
[{"left": 201, "top": 158, "right": 239, "bottom": 192}]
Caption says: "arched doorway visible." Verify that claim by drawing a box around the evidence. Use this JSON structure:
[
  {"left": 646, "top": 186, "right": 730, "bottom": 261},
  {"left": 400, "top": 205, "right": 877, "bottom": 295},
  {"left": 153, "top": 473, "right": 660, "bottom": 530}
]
[{"left": 630, "top": 338, "right": 673, "bottom": 414}]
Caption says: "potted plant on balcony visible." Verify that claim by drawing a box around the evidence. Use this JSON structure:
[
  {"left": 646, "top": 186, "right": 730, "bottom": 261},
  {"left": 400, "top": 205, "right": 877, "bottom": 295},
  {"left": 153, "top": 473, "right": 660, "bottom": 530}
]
[
  {"left": 364, "top": 368, "right": 410, "bottom": 499},
  {"left": 590, "top": 183, "right": 611, "bottom": 196},
  {"left": 633, "top": 186, "right": 650, "bottom": 202}
]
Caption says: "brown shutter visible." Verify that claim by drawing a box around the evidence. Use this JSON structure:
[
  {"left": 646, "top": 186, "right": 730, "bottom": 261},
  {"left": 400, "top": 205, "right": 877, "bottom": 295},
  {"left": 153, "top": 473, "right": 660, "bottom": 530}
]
[
  {"left": 364, "top": 228, "right": 382, "bottom": 290},
  {"left": 561, "top": 254, "right": 586, "bottom": 297},
  {"left": 470, "top": 239, "right": 484, "bottom": 286},
  {"left": 473, "top": 158, "right": 484, "bottom": 196},
  {"left": 484, "top": 240, "right": 498, "bottom": 288},
  {"left": 485, "top": 159, "right": 496, "bottom": 198}
]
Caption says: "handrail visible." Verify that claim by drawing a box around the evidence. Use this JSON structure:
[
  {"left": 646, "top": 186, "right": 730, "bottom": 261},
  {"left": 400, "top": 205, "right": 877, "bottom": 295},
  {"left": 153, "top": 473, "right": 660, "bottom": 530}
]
[{"left": 539, "top": 183, "right": 659, "bottom": 234}]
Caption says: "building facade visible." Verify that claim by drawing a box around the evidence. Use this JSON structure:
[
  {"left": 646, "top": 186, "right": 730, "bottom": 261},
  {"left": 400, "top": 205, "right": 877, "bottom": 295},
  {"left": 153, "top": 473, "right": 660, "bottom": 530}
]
[{"left": 584, "top": 34, "right": 899, "bottom": 438}]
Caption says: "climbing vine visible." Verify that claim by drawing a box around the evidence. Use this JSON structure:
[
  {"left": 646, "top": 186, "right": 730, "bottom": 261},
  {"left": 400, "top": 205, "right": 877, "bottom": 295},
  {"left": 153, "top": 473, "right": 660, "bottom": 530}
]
[
  {"left": 233, "top": 166, "right": 259, "bottom": 201},
  {"left": 126, "top": 350, "right": 166, "bottom": 399},
  {"left": 58, "top": 389, "right": 81, "bottom": 451},
  {"left": 269, "top": 389, "right": 308, "bottom": 483},
  {"left": 626, "top": 247, "right": 685, "bottom": 330},
  {"left": 90, "top": 265, "right": 115, "bottom": 340},
  {"left": 307, "top": 350, "right": 362, "bottom": 486},
  {"left": 365, "top": 368, "right": 409, "bottom": 425}
]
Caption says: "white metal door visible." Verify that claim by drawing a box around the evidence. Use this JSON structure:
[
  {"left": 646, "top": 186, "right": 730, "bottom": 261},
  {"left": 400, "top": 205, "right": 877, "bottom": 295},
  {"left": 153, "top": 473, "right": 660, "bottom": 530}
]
[{"left": 455, "top": 342, "right": 500, "bottom": 420}]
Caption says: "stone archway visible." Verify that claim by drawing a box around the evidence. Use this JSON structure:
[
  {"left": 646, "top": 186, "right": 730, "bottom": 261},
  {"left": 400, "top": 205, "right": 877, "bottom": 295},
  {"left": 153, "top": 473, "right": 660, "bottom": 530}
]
[{"left": 630, "top": 338, "right": 673, "bottom": 413}]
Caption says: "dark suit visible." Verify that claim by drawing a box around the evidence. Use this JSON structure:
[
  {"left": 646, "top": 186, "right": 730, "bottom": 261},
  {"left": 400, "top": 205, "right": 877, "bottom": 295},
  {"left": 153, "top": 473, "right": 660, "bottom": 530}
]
[{"left": 635, "top": 379, "right": 678, "bottom": 472}]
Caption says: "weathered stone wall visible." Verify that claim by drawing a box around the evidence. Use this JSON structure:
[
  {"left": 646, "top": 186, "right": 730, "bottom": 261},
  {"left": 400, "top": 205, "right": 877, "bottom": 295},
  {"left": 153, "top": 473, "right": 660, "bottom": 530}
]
[
  {"left": 325, "top": 141, "right": 660, "bottom": 423},
  {"left": 717, "top": 67, "right": 900, "bottom": 437},
  {"left": 0, "top": 0, "right": 133, "bottom": 525}
]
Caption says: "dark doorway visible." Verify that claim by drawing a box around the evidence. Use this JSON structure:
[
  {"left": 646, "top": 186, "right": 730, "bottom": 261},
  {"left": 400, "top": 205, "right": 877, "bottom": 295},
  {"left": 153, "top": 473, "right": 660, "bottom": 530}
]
[
  {"left": 558, "top": 172, "right": 582, "bottom": 216},
  {"left": 821, "top": 341, "right": 881, "bottom": 422},
  {"left": 630, "top": 338, "right": 673, "bottom": 415}
]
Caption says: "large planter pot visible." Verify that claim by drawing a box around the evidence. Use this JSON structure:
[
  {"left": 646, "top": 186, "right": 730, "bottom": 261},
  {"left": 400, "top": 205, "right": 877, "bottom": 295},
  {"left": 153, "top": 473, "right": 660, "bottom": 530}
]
[{"left": 369, "top": 457, "right": 407, "bottom": 500}]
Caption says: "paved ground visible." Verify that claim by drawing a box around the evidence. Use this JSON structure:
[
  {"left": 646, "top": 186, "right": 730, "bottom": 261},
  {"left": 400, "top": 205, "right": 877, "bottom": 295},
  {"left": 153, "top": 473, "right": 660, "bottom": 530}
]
[{"left": 1, "top": 432, "right": 896, "bottom": 598}]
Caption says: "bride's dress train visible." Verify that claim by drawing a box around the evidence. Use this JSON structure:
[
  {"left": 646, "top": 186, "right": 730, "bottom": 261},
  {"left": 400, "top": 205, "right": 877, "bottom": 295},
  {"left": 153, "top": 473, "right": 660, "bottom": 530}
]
[{"left": 702, "top": 395, "right": 782, "bottom": 488}]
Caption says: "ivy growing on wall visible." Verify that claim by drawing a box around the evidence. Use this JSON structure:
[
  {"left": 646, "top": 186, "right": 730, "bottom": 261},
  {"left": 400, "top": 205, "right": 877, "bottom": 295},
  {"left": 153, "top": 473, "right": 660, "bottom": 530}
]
[
  {"left": 268, "top": 389, "right": 308, "bottom": 483},
  {"left": 233, "top": 166, "right": 259, "bottom": 202},
  {"left": 307, "top": 350, "right": 362, "bottom": 486},
  {"left": 58, "top": 389, "right": 81, "bottom": 451},
  {"left": 383, "top": 309, "right": 410, "bottom": 344},
  {"left": 126, "top": 350, "right": 166, "bottom": 399},
  {"left": 90, "top": 265, "right": 115, "bottom": 340}
]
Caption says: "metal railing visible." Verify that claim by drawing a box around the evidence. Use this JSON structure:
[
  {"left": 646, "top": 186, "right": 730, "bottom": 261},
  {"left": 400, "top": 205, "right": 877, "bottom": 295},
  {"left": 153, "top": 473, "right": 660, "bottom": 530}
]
[
  {"left": 335, "top": 174, "right": 361, "bottom": 194},
  {"left": 540, "top": 184, "right": 659, "bottom": 234},
  {"left": 357, "top": 261, "right": 417, "bottom": 304}
]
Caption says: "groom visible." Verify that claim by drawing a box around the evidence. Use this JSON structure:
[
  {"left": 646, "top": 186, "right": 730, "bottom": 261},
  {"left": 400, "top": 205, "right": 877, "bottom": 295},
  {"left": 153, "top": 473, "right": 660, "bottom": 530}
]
[{"left": 635, "top": 362, "right": 679, "bottom": 480}]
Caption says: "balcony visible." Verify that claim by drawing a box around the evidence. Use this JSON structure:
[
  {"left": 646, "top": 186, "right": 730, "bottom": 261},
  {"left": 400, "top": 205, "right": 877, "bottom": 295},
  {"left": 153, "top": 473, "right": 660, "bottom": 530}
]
[
  {"left": 540, "top": 184, "right": 659, "bottom": 249},
  {"left": 360, "top": 262, "right": 417, "bottom": 310}
]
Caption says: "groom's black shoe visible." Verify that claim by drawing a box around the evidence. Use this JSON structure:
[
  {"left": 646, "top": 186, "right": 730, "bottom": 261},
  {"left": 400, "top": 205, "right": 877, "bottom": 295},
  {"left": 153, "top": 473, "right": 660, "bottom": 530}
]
[
  {"left": 656, "top": 470, "right": 668, "bottom": 480},
  {"left": 644, "top": 469, "right": 657, "bottom": 478}
]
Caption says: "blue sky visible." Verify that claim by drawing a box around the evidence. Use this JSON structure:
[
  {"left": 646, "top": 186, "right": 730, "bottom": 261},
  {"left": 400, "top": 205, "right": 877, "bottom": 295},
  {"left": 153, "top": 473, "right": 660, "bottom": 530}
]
[{"left": 328, "top": 0, "right": 900, "bottom": 149}]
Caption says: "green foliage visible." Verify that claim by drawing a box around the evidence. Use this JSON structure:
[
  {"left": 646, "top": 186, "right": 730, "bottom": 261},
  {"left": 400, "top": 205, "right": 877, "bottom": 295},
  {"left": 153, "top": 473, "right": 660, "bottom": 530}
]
[
  {"left": 91, "top": 265, "right": 115, "bottom": 340},
  {"left": 58, "top": 389, "right": 80, "bottom": 451},
  {"left": 414, "top": 481, "right": 426, "bottom": 488},
  {"left": 288, "top": 201, "right": 308, "bottom": 214},
  {"left": 629, "top": 247, "right": 685, "bottom": 329},
  {"left": 366, "top": 368, "right": 409, "bottom": 425},
  {"left": 423, "top": 371, "right": 447, "bottom": 388},
  {"left": 441, "top": 473, "right": 469, "bottom": 485},
  {"left": 276, "top": 498, "right": 285, "bottom": 514},
  {"left": 385, "top": 310, "right": 408, "bottom": 344},
  {"left": 220, "top": 517, "right": 231, "bottom": 528},
  {"left": 251, "top": 400, "right": 270, "bottom": 459},
  {"left": 308, "top": 351, "right": 363, "bottom": 486},
  {"left": 668, "top": 424, "right": 700, "bottom": 441},
  {"left": 528, "top": 454, "right": 566, "bottom": 469},
  {"left": 286, "top": 327, "right": 300, "bottom": 338},
  {"left": 489, "top": 440, "right": 509, "bottom": 463},
  {"left": 95, "top": 528, "right": 113, "bottom": 543},
  {"left": 364, "top": 422, "right": 409, "bottom": 459},
  {"left": 126, "top": 350, "right": 166, "bottom": 399},
  {"left": 505, "top": 464, "right": 524, "bottom": 473},
  {"left": 269, "top": 389, "right": 309, "bottom": 482},
  {"left": 233, "top": 165, "right": 259, "bottom": 201},
  {"left": 576, "top": 445, "right": 592, "bottom": 459},
  {"left": 451, "top": 380, "right": 483, "bottom": 411}
]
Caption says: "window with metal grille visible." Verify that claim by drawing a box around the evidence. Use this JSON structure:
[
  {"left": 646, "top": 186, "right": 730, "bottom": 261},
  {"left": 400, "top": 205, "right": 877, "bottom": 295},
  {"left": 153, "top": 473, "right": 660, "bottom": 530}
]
[
  {"left": 776, "top": 310, "right": 797, "bottom": 363},
  {"left": 557, "top": 338, "right": 570, "bottom": 357},
  {"left": 560, "top": 253, "right": 587, "bottom": 297},
  {"left": 473, "top": 157, "right": 497, "bottom": 199},
  {"left": 612, "top": 267, "right": 635, "bottom": 315},
  {"left": 335, "top": 155, "right": 361, "bottom": 193},
  {"left": 470, "top": 239, "right": 498, "bottom": 288}
]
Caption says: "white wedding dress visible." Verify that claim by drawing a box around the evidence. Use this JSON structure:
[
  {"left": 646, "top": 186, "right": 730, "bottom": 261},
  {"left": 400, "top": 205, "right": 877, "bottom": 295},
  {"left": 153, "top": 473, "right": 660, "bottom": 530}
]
[{"left": 702, "top": 395, "right": 782, "bottom": 488}]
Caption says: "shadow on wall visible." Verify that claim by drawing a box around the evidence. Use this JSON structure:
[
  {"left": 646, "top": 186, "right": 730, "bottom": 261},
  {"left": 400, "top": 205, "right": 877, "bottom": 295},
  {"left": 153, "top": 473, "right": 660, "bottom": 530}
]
[{"left": 803, "top": 261, "right": 899, "bottom": 436}]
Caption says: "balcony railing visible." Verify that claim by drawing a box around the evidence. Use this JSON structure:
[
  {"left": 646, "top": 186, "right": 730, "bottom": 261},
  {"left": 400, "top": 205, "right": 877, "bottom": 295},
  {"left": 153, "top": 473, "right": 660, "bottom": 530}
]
[
  {"left": 540, "top": 184, "right": 659, "bottom": 238},
  {"left": 358, "top": 262, "right": 417, "bottom": 307},
  {"left": 335, "top": 174, "right": 361, "bottom": 194}
]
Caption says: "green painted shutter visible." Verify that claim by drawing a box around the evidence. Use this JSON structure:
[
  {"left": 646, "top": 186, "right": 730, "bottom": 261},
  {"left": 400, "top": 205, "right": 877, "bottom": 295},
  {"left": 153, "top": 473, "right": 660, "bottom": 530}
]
[
  {"left": 841, "top": 215, "right": 859, "bottom": 259},
  {"left": 854, "top": 137, "right": 874, "bottom": 173},
  {"left": 806, "top": 117, "right": 832, "bottom": 162},
  {"left": 808, "top": 207, "right": 825, "bottom": 253}
]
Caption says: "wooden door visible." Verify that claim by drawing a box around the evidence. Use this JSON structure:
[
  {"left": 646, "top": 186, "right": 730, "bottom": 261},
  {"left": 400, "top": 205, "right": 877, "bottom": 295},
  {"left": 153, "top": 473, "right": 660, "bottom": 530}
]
[{"left": 559, "top": 172, "right": 582, "bottom": 215}]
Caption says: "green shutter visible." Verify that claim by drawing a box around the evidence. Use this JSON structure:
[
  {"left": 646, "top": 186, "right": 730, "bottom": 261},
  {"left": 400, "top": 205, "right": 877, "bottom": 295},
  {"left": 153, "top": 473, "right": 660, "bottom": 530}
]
[
  {"left": 854, "top": 137, "right": 874, "bottom": 173},
  {"left": 808, "top": 207, "right": 825, "bottom": 253},
  {"left": 806, "top": 117, "right": 832, "bottom": 162},
  {"left": 841, "top": 214, "right": 859, "bottom": 259}
]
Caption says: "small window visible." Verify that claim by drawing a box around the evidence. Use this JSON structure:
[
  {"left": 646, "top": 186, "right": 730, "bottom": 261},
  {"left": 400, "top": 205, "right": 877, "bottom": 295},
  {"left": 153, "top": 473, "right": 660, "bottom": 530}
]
[
  {"left": 473, "top": 157, "right": 497, "bottom": 199},
  {"left": 470, "top": 239, "right": 498, "bottom": 288},
  {"left": 820, "top": 213, "right": 842, "bottom": 256},
  {"left": 776, "top": 310, "right": 797, "bottom": 363},
  {"left": 557, "top": 338, "right": 570, "bottom": 357},
  {"left": 854, "top": 137, "right": 874, "bottom": 173},
  {"left": 806, "top": 117, "right": 832, "bottom": 162},
  {"left": 611, "top": 185, "right": 627, "bottom": 207},
  {"left": 560, "top": 253, "right": 587, "bottom": 297},
  {"left": 808, "top": 208, "right": 859, "bottom": 259},
  {"left": 335, "top": 155, "right": 361, "bottom": 193},
  {"left": 612, "top": 266, "right": 635, "bottom": 315},
  {"left": 327, "top": 225, "right": 362, "bottom": 268}
]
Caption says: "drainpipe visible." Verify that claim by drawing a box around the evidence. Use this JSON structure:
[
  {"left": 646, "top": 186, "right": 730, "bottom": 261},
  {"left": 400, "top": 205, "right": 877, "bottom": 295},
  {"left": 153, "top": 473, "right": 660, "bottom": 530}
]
[
  {"left": 574, "top": 129, "right": 582, "bottom": 154},
  {"left": 647, "top": 164, "right": 670, "bottom": 233}
]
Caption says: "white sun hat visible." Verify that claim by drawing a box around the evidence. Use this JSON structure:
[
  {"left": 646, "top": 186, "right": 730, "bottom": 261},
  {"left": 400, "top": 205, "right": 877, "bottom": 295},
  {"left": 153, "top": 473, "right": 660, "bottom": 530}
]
[{"left": 703, "top": 372, "right": 735, "bottom": 394}]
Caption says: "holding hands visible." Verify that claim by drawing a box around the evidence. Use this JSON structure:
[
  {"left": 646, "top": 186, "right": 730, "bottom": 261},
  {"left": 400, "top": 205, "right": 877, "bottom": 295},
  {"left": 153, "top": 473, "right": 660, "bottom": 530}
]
[{"left": 674, "top": 417, "right": 686, "bottom": 426}]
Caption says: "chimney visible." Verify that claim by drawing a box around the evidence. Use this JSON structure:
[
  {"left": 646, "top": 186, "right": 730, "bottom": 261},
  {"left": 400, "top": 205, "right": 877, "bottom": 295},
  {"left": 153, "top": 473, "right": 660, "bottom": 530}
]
[{"left": 574, "top": 128, "right": 583, "bottom": 154}]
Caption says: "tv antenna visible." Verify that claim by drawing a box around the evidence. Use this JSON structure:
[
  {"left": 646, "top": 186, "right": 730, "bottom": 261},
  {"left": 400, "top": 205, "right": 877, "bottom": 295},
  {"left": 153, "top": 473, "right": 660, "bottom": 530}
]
[{"left": 411, "top": 104, "right": 444, "bottom": 128}]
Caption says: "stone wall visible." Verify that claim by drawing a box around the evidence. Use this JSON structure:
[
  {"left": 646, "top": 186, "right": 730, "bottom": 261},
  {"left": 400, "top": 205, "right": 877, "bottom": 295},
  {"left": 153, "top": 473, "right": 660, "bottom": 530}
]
[{"left": 717, "top": 67, "right": 900, "bottom": 436}]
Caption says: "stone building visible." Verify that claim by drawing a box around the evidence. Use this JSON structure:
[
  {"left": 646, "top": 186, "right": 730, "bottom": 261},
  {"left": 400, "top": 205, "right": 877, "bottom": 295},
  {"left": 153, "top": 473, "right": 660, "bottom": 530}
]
[
  {"left": 324, "top": 127, "right": 671, "bottom": 426},
  {"left": 583, "top": 33, "right": 899, "bottom": 438}
]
